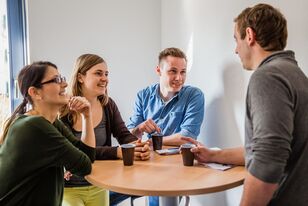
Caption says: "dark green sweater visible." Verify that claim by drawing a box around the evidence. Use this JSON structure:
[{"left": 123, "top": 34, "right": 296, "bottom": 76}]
[{"left": 0, "top": 115, "right": 95, "bottom": 206}]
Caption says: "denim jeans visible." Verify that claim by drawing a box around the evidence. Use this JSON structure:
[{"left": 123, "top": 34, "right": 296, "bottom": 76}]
[
  {"left": 149, "top": 196, "right": 185, "bottom": 206},
  {"left": 109, "top": 191, "right": 129, "bottom": 206},
  {"left": 148, "top": 196, "right": 159, "bottom": 206},
  {"left": 110, "top": 191, "right": 141, "bottom": 206}
]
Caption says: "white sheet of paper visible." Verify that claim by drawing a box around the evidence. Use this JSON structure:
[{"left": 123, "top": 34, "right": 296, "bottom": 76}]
[
  {"left": 200, "top": 162, "right": 233, "bottom": 171},
  {"left": 199, "top": 147, "right": 233, "bottom": 171}
]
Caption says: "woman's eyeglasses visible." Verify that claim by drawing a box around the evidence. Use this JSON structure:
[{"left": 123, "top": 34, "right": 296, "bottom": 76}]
[{"left": 39, "top": 75, "right": 66, "bottom": 86}]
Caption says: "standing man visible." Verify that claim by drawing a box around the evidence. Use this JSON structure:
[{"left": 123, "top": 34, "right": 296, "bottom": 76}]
[
  {"left": 234, "top": 4, "right": 308, "bottom": 205},
  {"left": 128, "top": 47, "right": 205, "bottom": 146},
  {"left": 184, "top": 3, "right": 308, "bottom": 206}
]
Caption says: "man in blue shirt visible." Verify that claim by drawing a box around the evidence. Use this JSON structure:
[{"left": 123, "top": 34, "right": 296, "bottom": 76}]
[
  {"left": 128, "top": 47, "right": 205, "bottom": 146},
  {"left": 127, "top": 47, "right": 205, "bottom": 206}
]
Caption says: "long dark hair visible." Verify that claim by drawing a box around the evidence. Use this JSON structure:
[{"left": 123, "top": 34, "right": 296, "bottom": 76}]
[{"left": 0, "top": 61, "right": 57, "bottom": 144}]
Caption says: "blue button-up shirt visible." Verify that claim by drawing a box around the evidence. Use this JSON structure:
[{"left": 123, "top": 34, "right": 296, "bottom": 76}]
[{"left": 127, "top": 84, "right": 205, "bottom": 139}]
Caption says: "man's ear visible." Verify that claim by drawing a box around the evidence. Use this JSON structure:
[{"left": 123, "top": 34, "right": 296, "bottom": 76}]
[
  {"left": 28, "top": 86, "right": 41, "bottom": 100},
  {"left": 246, "top": 27, "right": 256, "bottom": 46},
  {"left": 156, "top": 65, "right": 161, "bottom": 76}
]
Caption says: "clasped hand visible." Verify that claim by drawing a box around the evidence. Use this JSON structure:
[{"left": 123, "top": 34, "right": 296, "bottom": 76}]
[
  {"left": 118, "top": 139, "right": 151, "bottom": 161},
  {"left": 68, "top": 96, "right": 91, "bottom": 118},
  {"left": 133, "top": 139, "right": 151, "bottom": 161}
]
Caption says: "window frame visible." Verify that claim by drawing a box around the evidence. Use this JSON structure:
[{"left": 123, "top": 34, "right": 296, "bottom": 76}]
[{"left": 7, "top": 0, "right": 28, "bottom": 111}]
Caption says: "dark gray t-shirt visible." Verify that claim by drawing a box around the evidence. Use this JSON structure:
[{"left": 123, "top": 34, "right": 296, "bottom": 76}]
[
  {"left": 65, "top": 112, "right": 107, "bottom": 187},
  {"left": 245, "top": 50, "right": 308, "bottom": 205}
]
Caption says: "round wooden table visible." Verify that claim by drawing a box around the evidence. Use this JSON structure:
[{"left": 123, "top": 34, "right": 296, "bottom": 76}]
[{"left": 86, "top": 151, "right": 246, "bottom": 205}]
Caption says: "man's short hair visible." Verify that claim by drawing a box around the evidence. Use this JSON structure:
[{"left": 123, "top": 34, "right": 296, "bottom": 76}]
[
  {"left": 158, "top": 47, "right": 187, "bottom": 64},
  {"left": 234, "top": 3, "right": 288, "bottom": 51}
]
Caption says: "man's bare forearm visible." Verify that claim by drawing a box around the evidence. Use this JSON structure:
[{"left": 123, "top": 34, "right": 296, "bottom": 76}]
[
  {"left": 212, "top": 147, "right": 245, "bottom": 165},
  {"left": 163, "top": 133, "right": 188, "bottom": 146}
]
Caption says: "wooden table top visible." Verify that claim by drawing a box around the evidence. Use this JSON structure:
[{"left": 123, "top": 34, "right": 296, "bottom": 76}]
[{"left": 86, "top": 151, "right": 246, "bottom": 196}]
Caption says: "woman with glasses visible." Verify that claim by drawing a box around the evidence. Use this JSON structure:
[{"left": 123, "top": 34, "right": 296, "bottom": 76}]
[
  {"left": 0, "top": 61, "right": 96, "bottom": 206},
  {"left": 60, "top": 54, "right": 151, "bottom": 206}
]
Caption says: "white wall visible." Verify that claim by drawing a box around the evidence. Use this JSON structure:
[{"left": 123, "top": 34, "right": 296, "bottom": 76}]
[
  {"left": 161, "top": 1, "right": 308, "bottom": 205},
  {"left": 27, "top": 0, "right": 308, "bottom": 206},
  {"left": 27, "top": 0, "right": 161, "bottom": 121}
]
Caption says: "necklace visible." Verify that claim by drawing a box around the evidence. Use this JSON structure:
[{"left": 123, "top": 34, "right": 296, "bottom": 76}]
[{"left": 26, "top": 109, "right": 40, "bottom": 116}]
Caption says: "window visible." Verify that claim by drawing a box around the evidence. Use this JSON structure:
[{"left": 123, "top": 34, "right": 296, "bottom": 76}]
[
  {"left": 0, "top": 0, "right": 10, "bottom": 131},
  {"left": 0, "top": 0, "right": 27, "bottom": 133}
]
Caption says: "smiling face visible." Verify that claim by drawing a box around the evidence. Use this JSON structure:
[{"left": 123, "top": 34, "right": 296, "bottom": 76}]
[
  {"left": 157, "top": 56, "right": 187, "bottom": 94},
  {"left": 36, "top": 66, "right": 69, "bottom": 106},
  {"left": 78, "top": 62, "right": 109, "bottom": 98}
]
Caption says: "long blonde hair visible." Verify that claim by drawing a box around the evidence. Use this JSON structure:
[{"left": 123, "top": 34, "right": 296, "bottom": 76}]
[{"left": 60, "top": 54, "right": 109, "bottom": 123}]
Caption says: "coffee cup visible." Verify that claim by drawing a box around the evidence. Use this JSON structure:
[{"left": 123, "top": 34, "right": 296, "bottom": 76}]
[
  {"left": 121, "top": 143, "right": 136, "bottom": 166},
  {"left": 151, "top": 133, "right": 163, "bottom": 151},
  {"left": 180, "top": 143, "right": 195, "bottom": 166}
]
